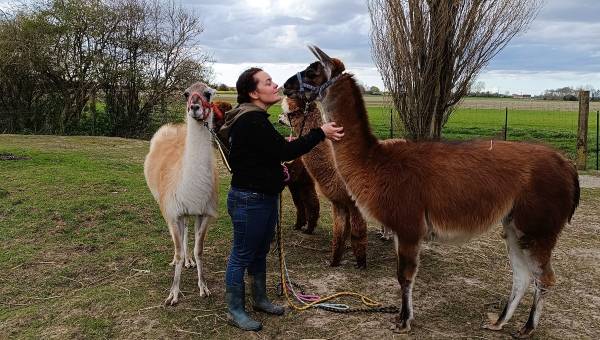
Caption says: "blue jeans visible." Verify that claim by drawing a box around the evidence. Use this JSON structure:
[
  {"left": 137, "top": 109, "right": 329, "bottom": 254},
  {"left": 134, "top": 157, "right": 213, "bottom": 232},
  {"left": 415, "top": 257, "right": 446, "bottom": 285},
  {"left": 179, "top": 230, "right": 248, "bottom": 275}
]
[{"left": 225, "top": 187, "right": 279, "bottom": 287}]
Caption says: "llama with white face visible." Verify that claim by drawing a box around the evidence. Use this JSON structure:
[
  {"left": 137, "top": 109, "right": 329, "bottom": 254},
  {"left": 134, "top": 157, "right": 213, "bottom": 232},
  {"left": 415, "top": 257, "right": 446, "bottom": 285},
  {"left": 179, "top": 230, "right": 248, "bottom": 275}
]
[{"left": 144, "top": 82, "right": 218, "bottom": 305}]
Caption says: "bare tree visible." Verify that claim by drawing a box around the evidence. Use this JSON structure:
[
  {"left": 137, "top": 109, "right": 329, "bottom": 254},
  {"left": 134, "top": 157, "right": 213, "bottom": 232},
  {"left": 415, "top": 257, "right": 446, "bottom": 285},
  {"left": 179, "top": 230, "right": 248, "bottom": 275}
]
[
  {"left": 368, "top": 0, "right": 542, "bottom": 140},
  {"left": 101, "top": 0, "right": 212, "bottom": 137}
]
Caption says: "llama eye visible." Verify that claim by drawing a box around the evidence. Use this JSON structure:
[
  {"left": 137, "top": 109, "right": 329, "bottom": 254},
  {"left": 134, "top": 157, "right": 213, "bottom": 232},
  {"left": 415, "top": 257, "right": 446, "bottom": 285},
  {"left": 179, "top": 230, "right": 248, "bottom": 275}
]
[
  {"left": 183, "top": 91, "right": 189, "bottom": 98},
  {"left": 203, "top": 91, "right": 212, "bottom": 101}
]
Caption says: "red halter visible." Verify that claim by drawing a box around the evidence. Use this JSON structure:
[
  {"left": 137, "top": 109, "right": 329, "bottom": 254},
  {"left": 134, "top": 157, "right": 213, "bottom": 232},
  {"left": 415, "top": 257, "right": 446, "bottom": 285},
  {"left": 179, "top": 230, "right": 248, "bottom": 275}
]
[{"left": 187, "top": 92, "right": 224, "bottom": 121}]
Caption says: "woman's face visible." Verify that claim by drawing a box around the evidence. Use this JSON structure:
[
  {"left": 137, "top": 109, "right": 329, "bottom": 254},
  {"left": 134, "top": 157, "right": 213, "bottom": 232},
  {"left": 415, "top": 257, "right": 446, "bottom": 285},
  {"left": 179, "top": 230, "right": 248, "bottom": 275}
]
[{"left": 250, "top": 71, "right": 281, "bottom": 107}]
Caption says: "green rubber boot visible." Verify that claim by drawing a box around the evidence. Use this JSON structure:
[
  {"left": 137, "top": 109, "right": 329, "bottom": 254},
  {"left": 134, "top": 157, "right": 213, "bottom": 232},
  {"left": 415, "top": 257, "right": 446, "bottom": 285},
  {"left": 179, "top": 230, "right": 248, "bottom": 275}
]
[
  {"left": 250, "top": 272, "right": 285, "bottom": 315},
  {"left": 226, "top": 285, "right": 262, "bottom": 331}
]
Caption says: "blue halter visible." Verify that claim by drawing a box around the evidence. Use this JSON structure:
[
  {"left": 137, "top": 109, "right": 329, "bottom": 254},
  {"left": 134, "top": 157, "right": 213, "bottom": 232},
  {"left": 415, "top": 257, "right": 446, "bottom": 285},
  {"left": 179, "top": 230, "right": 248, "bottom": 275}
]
[{"left": 296, "top": 72, "right": 342, "bottom": 102}]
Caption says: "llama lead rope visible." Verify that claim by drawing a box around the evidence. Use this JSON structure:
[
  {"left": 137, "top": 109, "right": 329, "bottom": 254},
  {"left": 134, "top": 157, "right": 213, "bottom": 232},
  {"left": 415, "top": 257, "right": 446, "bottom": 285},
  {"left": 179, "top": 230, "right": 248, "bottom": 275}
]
[
  {"left": 204, "top": 121, "right": 232, "bottom": 173},
  {"left": 276, "top": 193, "right": 399, "bottom": 314}
]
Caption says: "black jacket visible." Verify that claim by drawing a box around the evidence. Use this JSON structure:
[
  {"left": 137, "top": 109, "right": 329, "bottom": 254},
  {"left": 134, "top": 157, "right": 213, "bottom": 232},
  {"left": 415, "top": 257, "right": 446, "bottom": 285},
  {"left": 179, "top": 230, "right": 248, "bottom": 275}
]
[{"left": 227, "top": 109, "right": 325, "bottom": 194}]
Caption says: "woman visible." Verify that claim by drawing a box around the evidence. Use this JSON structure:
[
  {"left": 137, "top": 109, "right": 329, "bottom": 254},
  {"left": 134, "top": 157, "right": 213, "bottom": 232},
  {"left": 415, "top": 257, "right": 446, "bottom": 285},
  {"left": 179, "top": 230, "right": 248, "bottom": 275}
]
[{"left": 219, "top": 67, "right": 344, "bottom": 331}]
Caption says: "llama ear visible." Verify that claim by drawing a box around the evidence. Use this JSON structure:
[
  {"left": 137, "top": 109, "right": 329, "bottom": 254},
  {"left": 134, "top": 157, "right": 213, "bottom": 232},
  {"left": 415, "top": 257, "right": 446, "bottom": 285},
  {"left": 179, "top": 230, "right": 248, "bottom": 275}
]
[
  {"left": 310, "top": 45, "right": 333, "bottom": 63},
  {"left": 308, "top": 45, "right": 321, "bottom": 61},
  {"left": 331, "top": 58, "right": 345, "bottom": 75},
  {"left": 308, "top": 45, "right": 337, "bottom": 79},
  {"left": 204, "top": 87, "right": 216, "bottom": 102}
]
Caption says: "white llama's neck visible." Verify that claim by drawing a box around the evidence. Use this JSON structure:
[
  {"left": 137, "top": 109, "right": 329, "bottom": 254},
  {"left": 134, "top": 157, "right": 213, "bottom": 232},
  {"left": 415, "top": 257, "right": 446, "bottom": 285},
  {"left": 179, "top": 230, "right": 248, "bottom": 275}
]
[{"left": 180, "top": 115, "right": 213, "bottom": 186}]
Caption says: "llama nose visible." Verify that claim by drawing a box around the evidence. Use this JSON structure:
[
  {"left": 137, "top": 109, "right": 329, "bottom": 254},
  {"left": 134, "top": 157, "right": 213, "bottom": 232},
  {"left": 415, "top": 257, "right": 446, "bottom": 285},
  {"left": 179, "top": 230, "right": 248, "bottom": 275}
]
[{"left": 190, "top": 104, "right": 201, "bottom": 111}]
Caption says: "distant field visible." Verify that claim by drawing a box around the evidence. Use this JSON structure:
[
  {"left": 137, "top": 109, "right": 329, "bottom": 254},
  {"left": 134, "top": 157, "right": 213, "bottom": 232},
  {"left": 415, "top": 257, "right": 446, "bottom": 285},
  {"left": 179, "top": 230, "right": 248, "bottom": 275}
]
[
  {"left": 216, "top": 92, "right": 600, "bottom": 111},
  {"left": 257, "top": 98, "right": 599, "bottom": 170}
]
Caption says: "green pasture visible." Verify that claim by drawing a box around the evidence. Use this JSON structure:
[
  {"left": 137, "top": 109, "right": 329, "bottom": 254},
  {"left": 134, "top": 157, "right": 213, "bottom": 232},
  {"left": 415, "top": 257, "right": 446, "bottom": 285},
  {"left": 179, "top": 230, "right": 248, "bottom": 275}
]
[{"left": 262, "top": 103, "right": 599, "bottom": 170}]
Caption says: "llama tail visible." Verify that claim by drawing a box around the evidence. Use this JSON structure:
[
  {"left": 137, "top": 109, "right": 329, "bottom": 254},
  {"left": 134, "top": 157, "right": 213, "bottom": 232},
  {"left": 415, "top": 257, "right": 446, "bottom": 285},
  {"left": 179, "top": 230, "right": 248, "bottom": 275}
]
[{"left": 568, "top": 168, "right": 580, "bottom": 224}]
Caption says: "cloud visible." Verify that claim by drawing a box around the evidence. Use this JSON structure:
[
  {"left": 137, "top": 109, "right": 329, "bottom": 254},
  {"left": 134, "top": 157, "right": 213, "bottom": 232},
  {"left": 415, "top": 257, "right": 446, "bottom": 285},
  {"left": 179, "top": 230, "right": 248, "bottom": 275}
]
[
  {"left": 190, "top": 0, "right": 370, "bottom": 64},
  {"left": 1, "top": 0, "right": 598, "bottom": 93}
]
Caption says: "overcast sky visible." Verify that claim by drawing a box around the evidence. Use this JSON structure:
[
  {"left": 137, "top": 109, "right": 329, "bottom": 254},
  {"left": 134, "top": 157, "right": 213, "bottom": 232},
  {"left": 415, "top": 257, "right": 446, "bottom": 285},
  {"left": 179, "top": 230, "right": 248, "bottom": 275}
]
[
  {"left": 189, "top": 0, "right": 600, "bottom": 95},
  {"left": 2, "top": 0, "right": 599, "bottom": 94}
]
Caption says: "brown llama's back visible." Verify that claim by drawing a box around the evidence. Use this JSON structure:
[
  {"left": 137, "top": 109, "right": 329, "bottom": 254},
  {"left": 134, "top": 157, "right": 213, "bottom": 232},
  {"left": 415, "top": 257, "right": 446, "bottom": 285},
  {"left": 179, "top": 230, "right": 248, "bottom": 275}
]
[{"left": 340, "top": 139, "right": 577, "bottom": 242}]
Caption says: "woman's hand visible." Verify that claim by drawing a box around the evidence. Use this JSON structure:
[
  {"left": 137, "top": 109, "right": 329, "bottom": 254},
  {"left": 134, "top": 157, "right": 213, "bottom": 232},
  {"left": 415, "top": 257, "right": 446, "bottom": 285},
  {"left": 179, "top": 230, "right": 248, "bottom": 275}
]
[{"left": 321, "top": 122, "right": 344, "bottom": 141}]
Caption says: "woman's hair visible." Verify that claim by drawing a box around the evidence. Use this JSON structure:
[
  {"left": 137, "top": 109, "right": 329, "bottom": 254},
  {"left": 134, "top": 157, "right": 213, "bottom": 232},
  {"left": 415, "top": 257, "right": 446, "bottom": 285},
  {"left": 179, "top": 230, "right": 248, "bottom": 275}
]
[{"left": 236, "top": 67, "right": 263, "bottom": 104}]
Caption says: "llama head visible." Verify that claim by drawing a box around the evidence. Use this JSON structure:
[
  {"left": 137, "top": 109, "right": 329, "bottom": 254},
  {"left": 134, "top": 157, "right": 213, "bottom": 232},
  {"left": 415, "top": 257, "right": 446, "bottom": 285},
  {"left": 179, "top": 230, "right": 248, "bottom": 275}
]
[
  {"left": 282, "top": 45, "right": 345, "bottom": 103},
  {"left": 183, "top": 82, "right": 216, "bottom": 122},
  {"left": 211, "top": 101, "right": 231, "bottom": 130},
  {"left": 278, "top": 96, "right": 320, "bottom": 129},
  {"left": 278, "top": 96, "right": 302, "bottom": 127}
]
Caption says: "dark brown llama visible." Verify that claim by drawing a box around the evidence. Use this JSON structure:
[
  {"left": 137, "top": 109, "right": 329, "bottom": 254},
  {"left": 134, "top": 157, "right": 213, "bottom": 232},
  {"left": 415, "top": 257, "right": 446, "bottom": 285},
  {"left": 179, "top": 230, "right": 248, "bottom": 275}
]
[
  {"left": 278, "top": 98, "right": 368, "bottom": 268},
  {"left": 282, "top": 46, "right": 580, "bottom": 338},
  {"left": 214, "top": 101, "right": 320, "bottom": 234}
]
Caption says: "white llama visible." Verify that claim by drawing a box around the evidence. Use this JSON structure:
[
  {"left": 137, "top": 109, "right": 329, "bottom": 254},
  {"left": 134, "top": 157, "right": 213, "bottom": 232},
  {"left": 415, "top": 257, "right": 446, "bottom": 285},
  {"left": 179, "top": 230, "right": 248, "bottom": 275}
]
[{"left": 143, "top": 82, "right": 218, "bottom": 305}]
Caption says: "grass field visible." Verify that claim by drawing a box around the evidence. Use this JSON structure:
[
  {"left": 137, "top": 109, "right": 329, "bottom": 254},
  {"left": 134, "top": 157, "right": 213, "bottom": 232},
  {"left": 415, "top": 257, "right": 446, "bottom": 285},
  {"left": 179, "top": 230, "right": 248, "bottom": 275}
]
[{"left": 1, "top": 135, "right": 599, "bottom": 339}]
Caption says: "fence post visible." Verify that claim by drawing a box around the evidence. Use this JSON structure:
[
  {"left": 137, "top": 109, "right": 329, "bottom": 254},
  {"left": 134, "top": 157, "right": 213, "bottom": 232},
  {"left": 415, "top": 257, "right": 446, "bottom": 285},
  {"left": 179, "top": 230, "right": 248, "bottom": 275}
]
[
  {"left": 504, "top": 107, "right": 508, "bottom": 141},
  {"left": 390, "top": 108, "right": 393, "bottom": 139},
  {"left": 576, "top": 91, "right": 590, "bottom": 170}
]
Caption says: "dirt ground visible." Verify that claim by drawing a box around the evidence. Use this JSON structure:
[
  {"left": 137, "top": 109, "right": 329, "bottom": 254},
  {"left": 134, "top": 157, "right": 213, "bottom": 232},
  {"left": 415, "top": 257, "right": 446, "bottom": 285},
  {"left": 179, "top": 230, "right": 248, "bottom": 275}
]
[{"left": 579, "top": 174, "right": 600, "bottom": 188}]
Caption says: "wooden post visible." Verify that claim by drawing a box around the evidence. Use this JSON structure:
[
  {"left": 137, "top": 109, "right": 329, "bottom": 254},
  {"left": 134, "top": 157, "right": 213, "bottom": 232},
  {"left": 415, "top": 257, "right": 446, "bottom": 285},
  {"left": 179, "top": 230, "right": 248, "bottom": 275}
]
[
  {"left": 576, "top": 91, "right": 590, "bottom": 170},
  {"left": 504, "top": 107, "right": 508, "bottom": 141}
]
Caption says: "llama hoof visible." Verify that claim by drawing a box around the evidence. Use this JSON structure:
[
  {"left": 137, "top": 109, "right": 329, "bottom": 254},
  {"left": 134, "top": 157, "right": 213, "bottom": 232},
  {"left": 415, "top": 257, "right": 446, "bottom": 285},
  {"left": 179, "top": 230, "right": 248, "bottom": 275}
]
[
  {"left": 511, "top": 327, "right": 534, "bottom": 339},
  {"left": 377, "top": 231, "right": 392, "bottom": 241},
  {"left": 481, "top": 313, "right": 503, "bottom": 331},
  {"left": 354, "top": 262, "right": 367, "bottom": 269},
  {"left": 293, "top": 224, "right": 304, "bottom": 230},
  {"left": 482, "top": 323, "right": 503, "bottom": 331},
  {"left": 391, "top": 320, "right": 411, "bottom": 333},
  {"left": 164, "top": 290, "right": 180, "bottom": 306},
  {"left": 198, "top": 281, "right": 211, "bottom": 297},
  {"left": 329, "top": 259, "right": 341, "bottom": 267},
  {"left": 184, "top": 258, "right": 196, "bottom": 268},
  {"left": 302, "top": 229, "right": 314, "bottom": 235}
]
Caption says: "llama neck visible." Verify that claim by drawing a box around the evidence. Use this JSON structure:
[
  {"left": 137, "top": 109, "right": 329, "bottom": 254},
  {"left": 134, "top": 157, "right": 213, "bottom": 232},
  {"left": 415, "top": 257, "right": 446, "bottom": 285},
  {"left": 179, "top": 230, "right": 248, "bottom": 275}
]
[
  {"left": 322, "top": 77, "right": 378, "bottom": 157},
  {"left": 291, "top": 105, "right": 323, "bottom": 135},
  {"left": 181, "top": 117, "right": 213, "bottom": 184}
]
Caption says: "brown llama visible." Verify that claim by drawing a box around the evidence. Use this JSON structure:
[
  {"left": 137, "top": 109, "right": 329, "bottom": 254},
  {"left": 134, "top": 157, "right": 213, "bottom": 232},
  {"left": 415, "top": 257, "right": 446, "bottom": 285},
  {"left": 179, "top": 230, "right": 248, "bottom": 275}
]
[
  {"left": 214, "top": 101, "right": 320, "bottom": 234},
  {"left": 282, "top": 46, "right": 580, "bottom": 338},
  {"left": 285, "top": 157, "right": 320, "bottom": 233},
  {"left": 278, "top": 97, "right": 368, "bottom": 268}
]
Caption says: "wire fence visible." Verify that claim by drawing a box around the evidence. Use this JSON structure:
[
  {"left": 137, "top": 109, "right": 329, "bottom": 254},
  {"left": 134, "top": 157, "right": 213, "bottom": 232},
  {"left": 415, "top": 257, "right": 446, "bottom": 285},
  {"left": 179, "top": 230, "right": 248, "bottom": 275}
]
[{"left": 379, "top": 103, "right": 600, "bottom": 171}]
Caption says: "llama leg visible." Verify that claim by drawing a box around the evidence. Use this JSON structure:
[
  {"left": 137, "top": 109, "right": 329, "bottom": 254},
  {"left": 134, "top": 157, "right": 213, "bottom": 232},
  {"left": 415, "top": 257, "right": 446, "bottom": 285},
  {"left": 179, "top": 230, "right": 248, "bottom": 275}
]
[
  {"left": 392, "top": 233, "right": 421, "bottom": 333},
  {"left": 288, "top": 184, "right": 306, "bottom": 231},
  {"left": 194, "top": 215, "right": 211, "bottom": 297},
  {"left": 483, "top": 221, "right": 531, "bottom": 331},
  {"left": 165, "top": 216, "right": 186, "bottom": 305},
  {"left": 513, "top": 247, "right": 556, "bottom": 338},
  {"left": 330, "top": 204, "right": 349, "bottom": 266},
  {"left": 183, "top": 221, "right": 196, "bottom": 268},
  {"left": 348, "top": 206, "right": 367, "bottom": 269},
  {"left": 303, "top": 184, "right": 320, "bottom": 234}
]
